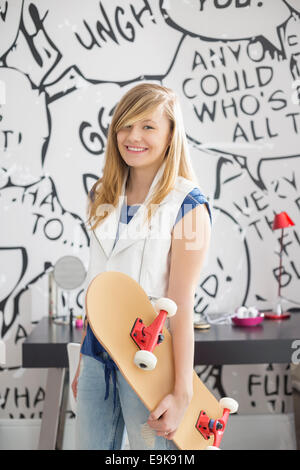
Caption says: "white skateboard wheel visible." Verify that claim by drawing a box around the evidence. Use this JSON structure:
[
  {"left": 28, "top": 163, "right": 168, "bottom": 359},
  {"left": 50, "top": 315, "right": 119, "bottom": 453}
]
[
  {"left": 219, "top": 397, "right": 239, "bottom": 414},
  {"left": 206, "top": 446, "right": 220, "bottom": 450},
  {"left": 134, "top": 350, "right": 157, "bottom": 370},
  {"left": 154, "top": 298, "right": 177, "bottom": 318}
]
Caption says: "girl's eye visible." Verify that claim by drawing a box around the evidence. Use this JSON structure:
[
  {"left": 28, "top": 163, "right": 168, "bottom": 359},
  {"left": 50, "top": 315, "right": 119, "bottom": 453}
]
[{"left": 144, "top": 125, "right": 154, "bottom": 130}]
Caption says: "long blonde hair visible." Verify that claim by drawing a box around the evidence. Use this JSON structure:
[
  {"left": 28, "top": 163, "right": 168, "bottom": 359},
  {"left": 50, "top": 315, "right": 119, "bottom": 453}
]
[{"left": 87, "top": 83, "right": 198, "bottom": 230}]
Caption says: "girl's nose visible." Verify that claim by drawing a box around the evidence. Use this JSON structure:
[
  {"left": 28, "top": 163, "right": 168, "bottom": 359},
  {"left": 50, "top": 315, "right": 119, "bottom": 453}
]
[{"left": 127, "top": 125, "right": 142, "bottom": 142}]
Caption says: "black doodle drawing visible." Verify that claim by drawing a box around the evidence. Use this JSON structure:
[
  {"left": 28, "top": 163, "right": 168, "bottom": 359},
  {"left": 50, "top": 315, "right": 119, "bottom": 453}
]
[{"left": 0, "top": 0, "right": 299, "bottom": 419}]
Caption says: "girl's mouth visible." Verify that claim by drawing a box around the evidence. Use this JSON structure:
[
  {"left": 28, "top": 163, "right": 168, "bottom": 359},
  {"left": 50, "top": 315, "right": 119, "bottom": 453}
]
[{"left": 125, "top": 145, "right": 148, "bottom": 153}]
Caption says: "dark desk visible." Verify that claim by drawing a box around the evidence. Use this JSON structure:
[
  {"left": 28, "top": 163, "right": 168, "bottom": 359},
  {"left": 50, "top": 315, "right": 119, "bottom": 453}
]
[
  {"left": 23, "top": 317, "right": 82, "bottom": 368},
  {"left": 194, "top": 313, "right": 300, "bottom": 365},
  {"left": 23, "top": 315, "right": 300, "bottom": 449}
]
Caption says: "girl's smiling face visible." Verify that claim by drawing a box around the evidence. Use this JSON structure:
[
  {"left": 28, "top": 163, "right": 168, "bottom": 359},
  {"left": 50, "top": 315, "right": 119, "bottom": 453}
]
[{"left": 116, "top": 107, "right": 172, "bottom": 170}]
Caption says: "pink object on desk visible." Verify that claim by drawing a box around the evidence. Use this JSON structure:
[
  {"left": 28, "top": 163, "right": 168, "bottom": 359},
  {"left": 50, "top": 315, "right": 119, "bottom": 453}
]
[
  {"left": 232, "top": 316, "right": 264, "bottom": 327},
  {"left": 75, "top": 318, "right": 83, "bottom": 329}
]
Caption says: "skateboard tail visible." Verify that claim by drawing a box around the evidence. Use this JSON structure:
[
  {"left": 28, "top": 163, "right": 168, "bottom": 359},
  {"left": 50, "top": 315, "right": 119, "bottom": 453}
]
[
  {"left": 195, "top": 408, "right": 230, "bottom": 448},
  {"left": 195, "top": 396, "right": 239, "bottom": 449}
]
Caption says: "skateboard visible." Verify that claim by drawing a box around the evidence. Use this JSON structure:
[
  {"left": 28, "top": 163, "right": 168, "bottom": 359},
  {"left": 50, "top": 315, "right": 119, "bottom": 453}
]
[{"left": 86, "top": 271, "right": 238, "bottom": 450}]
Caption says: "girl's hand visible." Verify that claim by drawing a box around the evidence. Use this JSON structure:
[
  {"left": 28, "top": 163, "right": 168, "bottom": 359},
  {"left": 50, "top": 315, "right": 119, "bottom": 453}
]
[
  {"left": 71, "top": 366, "right": 80, "bottom": 400},
  {"left": 147, "top": 392, "right": 191, "bottom": 440}
]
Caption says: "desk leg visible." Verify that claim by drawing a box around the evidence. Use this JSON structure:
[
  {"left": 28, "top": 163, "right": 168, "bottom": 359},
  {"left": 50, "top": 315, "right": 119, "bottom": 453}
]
[
  {"left": 292, "top": 388, "right": 300, "bottom": 450},
  {"left": 55, "top": 369, "right": 70, "bottom": 450},
  {"left": 38, "top": 368, "right": 65, "bottom": 450}
]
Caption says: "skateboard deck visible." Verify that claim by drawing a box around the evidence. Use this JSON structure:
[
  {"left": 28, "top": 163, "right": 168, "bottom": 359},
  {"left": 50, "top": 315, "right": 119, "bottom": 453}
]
[{"left": 86, "top": 271, "right": 229, "bottom": 450}]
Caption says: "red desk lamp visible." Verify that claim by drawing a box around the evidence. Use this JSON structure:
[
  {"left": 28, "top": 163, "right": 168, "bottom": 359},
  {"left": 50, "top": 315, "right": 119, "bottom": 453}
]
[{"left": 265, "top": 211, "right": 295, "bottom": 320}]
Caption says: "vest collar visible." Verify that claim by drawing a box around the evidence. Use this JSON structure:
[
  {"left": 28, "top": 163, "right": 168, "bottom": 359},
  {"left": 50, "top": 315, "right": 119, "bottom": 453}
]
[{"left": 93, "top": 160, "right": 167, "bottom": 258}]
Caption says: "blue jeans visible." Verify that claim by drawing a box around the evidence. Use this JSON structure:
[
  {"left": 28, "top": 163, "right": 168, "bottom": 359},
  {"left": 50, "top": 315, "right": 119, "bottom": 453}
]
[{"left": 75, "top": 354, "right": 178, "bottom": 450}]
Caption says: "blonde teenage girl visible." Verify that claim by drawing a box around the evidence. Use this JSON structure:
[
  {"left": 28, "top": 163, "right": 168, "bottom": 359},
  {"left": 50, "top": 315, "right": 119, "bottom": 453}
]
[{"left": 73, "top": 83, "right": 212, "bottom": 450}]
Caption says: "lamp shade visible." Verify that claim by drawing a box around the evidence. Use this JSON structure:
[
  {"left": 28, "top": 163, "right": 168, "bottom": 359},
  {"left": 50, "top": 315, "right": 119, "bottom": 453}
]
[{"left": 272, "top": 211, "right": 295, "bottom": 230}]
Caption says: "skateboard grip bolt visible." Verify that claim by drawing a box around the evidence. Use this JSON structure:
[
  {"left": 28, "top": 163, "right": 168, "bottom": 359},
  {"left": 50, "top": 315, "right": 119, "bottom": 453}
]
[{"left": 157, "top": 333, "right": 164, "bottom": 344}]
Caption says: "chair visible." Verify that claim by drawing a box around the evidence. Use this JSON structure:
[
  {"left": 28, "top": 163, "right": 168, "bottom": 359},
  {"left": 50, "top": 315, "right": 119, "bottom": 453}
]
[
  {"left": 0, "top": 340, "right": 5, "bottom": 364},
  {"left": 67, "top": 343, "right": 81, "bottom": 414}
]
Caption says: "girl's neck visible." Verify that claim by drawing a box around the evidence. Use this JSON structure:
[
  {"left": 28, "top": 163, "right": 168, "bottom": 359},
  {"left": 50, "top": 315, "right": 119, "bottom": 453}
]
[{"left": 125, "top": 163, "right": 161, "bottom": 204}]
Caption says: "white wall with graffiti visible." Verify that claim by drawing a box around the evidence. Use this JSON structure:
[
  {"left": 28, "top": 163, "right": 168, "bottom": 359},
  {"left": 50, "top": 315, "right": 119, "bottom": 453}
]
[{"left": 0, "top": 0, "right": 299, "bottom": 434}]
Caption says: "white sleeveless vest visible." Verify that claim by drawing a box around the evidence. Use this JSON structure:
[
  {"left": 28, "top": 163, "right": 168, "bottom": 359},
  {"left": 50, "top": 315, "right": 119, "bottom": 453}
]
[{"left": 84, "top": 162, "right": 198, "bottom": 301}]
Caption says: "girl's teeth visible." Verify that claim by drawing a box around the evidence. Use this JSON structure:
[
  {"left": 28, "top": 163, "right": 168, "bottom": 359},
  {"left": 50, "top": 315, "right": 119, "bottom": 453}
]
[{"left": 127, "top": 146, "right": 146, "bottom": 152}]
